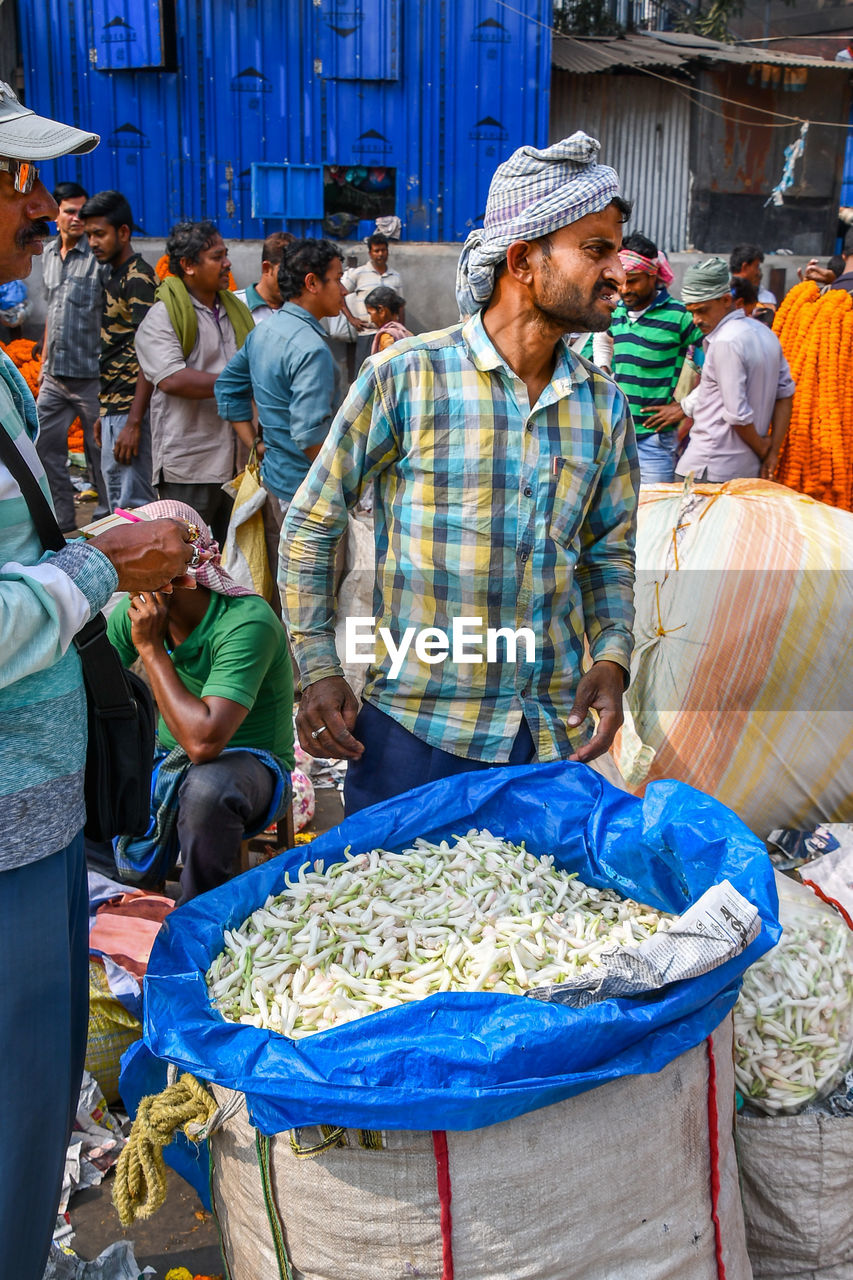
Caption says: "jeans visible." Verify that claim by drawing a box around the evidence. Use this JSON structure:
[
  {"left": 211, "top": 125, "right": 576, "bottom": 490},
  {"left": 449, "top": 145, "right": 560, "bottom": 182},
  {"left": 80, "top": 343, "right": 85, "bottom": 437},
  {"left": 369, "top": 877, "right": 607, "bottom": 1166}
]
[
  {"left": 0, "top": 832, "right": 88, "bottom": 1280},
  {"left": 100, "top": 411, "right": 157, "bottom": 512},
  {"left": 176, "top": 751, "right": 285, "bottom": 904},
  {"left": 36, "top": 373, "right": 107, "bottom": 527},
  {"left": 635, "top": 429, "right": 679, "bottom": 484},
  {"left": 343, "top": 701, "right": 536, "bottom": 816},
  {"left": 156, "top": 479, "right": 233, "bottom": 546}
]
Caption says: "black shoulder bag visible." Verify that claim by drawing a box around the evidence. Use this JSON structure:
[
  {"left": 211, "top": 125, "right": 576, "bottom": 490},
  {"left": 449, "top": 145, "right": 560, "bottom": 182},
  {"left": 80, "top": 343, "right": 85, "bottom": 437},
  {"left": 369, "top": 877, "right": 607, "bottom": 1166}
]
[{"left": 0, "top": 423, "right": 155, "bottom": 841}]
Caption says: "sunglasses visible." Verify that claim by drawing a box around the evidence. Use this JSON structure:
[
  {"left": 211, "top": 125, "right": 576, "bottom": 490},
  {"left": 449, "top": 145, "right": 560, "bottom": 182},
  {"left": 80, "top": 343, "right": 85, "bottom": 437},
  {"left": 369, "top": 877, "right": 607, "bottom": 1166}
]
[{"left": 0, "top": 158, "right": 39, "bottom": 194}]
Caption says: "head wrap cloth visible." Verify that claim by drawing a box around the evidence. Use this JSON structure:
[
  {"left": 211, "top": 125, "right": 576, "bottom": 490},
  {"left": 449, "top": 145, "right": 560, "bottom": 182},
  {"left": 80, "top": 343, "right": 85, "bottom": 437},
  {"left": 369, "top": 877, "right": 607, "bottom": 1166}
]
[
  {"left": 455, "top": 131, "right": 621, "bottom": 317},
  {"left": 134, "top": 498, "right": 254, "bottom": 597},
  {"left": 681, "top": 256, "right": 732, "bottom": 304},
  {"left": 619, "top": 248, "right": 674, "bottom": 286}
]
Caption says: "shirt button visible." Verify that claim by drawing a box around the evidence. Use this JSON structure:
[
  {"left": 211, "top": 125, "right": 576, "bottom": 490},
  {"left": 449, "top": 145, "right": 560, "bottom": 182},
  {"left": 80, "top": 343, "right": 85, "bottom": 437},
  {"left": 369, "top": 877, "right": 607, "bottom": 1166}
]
[
  {"left": 526, "top": 423, "right": 534, "bottom": 433},
  {"left": 523, "top": 486, "right": 533, "bottom": 497},
  {"left": 519, "top": 550, "right": 528, "bottom": 561}
]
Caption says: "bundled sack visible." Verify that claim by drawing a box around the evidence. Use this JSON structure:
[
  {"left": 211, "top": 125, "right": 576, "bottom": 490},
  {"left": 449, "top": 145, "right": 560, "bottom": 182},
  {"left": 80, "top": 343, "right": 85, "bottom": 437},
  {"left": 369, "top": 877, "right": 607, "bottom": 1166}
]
[
  {"left": 85, "top": 960, "right": 142, "bottom": 1106},
  {"left": 738, "top": 1109, "right": 853, "bottom": 1280},
  {"left": 204, "top": 1017, "right": 749, "bottom": 1280},
  {"left": 614, "top": 479, "right": 853, "bottom": 838},
  {"left": 87, "top": 874, "right": 174, "bottom": 1104},
  {"left": 734, "top": 873, "right": 853, "bottom": 1115},
  {"left": 142, "top": 762, "right": 778, "bottom": 1133}
]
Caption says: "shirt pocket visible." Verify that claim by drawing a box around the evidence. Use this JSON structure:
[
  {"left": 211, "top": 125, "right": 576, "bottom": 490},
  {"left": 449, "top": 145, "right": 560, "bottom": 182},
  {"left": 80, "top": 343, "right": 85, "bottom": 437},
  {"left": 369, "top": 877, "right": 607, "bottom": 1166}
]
[{"left": 548, "top": 456, "right": 600, "bottom": 549}]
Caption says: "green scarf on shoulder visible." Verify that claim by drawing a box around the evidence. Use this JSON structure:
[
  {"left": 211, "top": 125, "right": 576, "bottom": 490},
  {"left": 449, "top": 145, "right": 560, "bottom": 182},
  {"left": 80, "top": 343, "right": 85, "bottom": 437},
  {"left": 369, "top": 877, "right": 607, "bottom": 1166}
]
[{"left": 155, "top": 275, "right": 254, "bottom": 358}]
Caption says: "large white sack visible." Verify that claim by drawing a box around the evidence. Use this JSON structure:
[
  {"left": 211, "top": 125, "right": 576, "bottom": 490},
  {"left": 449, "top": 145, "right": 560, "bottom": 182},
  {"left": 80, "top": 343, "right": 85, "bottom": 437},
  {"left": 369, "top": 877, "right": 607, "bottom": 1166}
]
[
  {"left": 614, "top": 479, "right": 853, "bottom": 838},
  {"left": 207, "top": 1016, "right": 750, "bottom": 1280},
  {"left": 737, "top": 1110, "right": 853, "bottom": 1279}
]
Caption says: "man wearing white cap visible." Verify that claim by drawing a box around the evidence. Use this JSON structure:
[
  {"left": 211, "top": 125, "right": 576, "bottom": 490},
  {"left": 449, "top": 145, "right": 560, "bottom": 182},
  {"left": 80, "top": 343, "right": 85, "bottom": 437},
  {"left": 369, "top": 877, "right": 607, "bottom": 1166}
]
[
  {"left": 675, "top": 256, "right": 795, "bottom": 483},
  {"left": 282, "top": 133, "right": 638, "bottom": 813},
  {"left": 0, "top": 82, "right": 196, "bottom": 1277}
]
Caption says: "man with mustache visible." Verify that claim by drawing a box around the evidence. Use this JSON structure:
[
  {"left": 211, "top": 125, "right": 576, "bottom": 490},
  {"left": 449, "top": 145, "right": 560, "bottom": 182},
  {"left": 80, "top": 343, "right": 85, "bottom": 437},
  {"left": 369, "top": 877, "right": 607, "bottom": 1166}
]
[
  {"left": 134, "top": 220, "right": 254, "bottom": 543},
  {"left": 0, "top": 81, "right": 196, "bottom": 1278},
  {"left": 36, "top": 179, "right": 108, "bottom": 529},
  {"left": 281, "top": 133, "right": 638, "bottom": 813}
]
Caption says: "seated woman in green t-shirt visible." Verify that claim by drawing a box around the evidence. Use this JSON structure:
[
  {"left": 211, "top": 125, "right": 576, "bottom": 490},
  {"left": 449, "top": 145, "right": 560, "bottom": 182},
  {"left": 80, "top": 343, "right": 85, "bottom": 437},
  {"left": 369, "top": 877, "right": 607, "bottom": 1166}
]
[{"left": 106, "top": 500, "right": 294, "bottom": 903}]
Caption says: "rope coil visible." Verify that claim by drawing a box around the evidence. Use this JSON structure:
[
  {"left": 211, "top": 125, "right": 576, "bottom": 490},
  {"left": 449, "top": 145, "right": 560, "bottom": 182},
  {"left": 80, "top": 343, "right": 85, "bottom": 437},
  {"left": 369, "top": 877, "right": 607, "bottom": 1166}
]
[{"left": 113, "top": 1073, "right": 218, "bottom": 1226}]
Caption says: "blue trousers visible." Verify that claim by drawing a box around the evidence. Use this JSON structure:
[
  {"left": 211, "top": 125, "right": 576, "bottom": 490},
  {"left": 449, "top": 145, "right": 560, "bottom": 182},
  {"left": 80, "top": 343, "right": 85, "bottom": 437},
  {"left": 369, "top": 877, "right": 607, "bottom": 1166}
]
[
  {"left": 635, "top": 429, "right": 679, "bottom": 483},
  {"left": 100, "top": 410, "right": 157, "bottom": 513},
  {"left": 343, "top": 701, "right": 536, "bottom": 816},
  {"left": 0, "top": 833, "right": 88, "bottom": 1280}
]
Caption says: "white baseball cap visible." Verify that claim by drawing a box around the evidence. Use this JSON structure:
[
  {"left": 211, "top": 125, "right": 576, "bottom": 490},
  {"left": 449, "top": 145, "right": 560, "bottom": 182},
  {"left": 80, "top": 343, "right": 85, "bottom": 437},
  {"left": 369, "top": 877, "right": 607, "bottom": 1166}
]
[{"left": 0, "top": 81, "right": 98, "bottom": 161}]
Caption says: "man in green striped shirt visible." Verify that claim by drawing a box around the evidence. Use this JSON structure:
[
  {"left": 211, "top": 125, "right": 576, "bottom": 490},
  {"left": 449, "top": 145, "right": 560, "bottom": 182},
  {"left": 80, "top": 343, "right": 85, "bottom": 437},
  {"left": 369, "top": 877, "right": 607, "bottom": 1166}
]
[{"left": 595, "top": 232, "right": 704, "bottom": 483}]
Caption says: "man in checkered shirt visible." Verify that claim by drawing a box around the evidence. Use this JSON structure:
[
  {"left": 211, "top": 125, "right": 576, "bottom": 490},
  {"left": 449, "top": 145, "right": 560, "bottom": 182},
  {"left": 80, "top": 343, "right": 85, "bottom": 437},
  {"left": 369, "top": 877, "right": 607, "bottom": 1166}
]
[{"left": 281, "top": 133, "right": 639, "bottom": 814}]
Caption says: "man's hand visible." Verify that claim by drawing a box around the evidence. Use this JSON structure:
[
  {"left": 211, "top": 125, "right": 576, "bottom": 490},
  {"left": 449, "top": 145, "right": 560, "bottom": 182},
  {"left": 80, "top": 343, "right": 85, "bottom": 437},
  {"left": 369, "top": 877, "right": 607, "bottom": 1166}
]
[
  {"left": 761, "top": 446, "right": 780, "bottom": 479},
  {"left": 296, "top": 675, "right": 364, "bottom": 760},
  {"left": 798, "top": 260, "right": 836, "bottom": 286},
  {"left": 93, "top": 419, "right": 102, "bottom": 448},
  {"left": 90, "top": 517, "right": 197, "bottom": 593},
  {"left": 566, "top": 660, "right": 626, "bottom": 764},
  {"left": 114, "top": 419, "right": 141, "bottom": 465},
  {"left": 642, "top": 402, "right": 684, "bottom": 432},
  {"left": 128, "top": 590, "right": 170, "bottom": 652}
]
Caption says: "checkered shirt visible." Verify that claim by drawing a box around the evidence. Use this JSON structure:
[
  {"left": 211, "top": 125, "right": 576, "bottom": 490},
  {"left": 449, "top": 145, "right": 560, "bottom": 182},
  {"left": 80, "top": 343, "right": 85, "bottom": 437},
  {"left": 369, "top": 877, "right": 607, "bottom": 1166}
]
[{"left": 281, "top": 311, "right": 639, "bottom": 762}]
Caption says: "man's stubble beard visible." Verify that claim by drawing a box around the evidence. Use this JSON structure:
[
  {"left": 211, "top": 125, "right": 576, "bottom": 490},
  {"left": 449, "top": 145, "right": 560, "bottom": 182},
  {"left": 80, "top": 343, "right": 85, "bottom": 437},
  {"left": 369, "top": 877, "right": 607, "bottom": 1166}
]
[{"left": 533, "top": 265, "right": 614, "bottom": 334}]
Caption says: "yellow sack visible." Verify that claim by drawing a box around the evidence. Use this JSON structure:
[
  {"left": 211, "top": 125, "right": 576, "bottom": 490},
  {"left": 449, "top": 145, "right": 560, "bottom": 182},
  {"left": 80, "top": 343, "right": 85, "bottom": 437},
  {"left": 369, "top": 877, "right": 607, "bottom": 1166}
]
[
  {"left": 221, "top": 457, "right": 273, "bottom": 600},
  {"left": 86, "top": 959, "right": 142, "bottom": 1106}
]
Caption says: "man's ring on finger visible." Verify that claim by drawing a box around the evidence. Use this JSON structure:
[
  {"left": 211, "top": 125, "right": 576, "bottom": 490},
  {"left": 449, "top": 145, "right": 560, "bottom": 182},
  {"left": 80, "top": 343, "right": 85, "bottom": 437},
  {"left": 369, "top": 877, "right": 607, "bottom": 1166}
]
[
  {"left": 310, "top": 724, "right": 328, "bottom": 741},
  {"left": 184, "top": 522, "right": 201, "bottom": 542},
  {"left": 188, "top": 547, "right": 201, "bottom": 568}
]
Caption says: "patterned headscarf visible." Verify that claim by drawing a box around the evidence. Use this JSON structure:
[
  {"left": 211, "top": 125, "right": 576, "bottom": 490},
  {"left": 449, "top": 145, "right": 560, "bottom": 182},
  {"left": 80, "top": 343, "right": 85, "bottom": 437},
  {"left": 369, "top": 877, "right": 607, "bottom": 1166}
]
[
  {"left": 619, "top": 248, "right": 674, "bottom": 286},
  {"left": 681, "top": 257, "right": 732, "bottom": 304},
  {"left": 455, "top": 132, "right": 621, "bottom": 318},
  {"left": 134, "top": 499, "right": 254, "bottom": 597}
]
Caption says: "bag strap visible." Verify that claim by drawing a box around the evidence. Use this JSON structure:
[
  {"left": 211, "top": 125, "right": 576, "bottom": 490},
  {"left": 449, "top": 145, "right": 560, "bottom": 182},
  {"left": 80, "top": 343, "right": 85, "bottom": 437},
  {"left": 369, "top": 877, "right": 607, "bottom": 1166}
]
[
  {"left": 0, "top": 420, "right": 133, "bottom": 711},
  {"left": 0, "top": 419, "right": 65, "bottom": 551}
]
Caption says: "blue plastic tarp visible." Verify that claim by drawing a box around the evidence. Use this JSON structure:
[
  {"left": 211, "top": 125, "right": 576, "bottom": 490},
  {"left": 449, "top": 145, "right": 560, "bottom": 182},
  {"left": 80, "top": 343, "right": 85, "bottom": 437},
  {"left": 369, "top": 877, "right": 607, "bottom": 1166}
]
[{"left": 141, "top": 762, "right": 779, "bottom": 1135}]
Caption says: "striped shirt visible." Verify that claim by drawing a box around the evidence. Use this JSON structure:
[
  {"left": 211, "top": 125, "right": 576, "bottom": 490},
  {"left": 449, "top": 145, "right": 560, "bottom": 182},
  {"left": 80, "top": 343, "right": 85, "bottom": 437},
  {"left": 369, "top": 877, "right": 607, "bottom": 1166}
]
[
  {"left": 281, "top": 311, "right": 638, "bottom": 762},
  {"left": 42, "top": 235, "right": 104, "bottom": 380},
  {"left": 0, "top": 353, "right": 118, "bottom": 869},
  {"left": 610, "top": 289, "right": 704, "bottom": 436}
]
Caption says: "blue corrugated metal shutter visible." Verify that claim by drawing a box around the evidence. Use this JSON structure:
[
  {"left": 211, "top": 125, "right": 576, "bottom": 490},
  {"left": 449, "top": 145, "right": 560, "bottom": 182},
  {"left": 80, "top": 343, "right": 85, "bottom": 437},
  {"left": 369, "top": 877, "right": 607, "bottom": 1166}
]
[
  {"left": 842, "top": 101, "right": 853, "bottom": 207},
  {"left": 317, "top": 0, "right": 400, "bottom": 80},
  {"left": 251, "top": 163, "right": 325, "bottom": 227},
  {"left": 92, "top": 0, "right": 169, "bottom": 70}
]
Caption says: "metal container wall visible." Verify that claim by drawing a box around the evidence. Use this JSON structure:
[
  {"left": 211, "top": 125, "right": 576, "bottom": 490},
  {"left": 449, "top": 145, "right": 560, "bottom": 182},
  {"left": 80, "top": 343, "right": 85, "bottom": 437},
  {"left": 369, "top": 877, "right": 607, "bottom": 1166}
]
[
  {"left": 16, "top": 0, "right": 551, "bottom": 240},
  {"left": 550, "top": 70, "right": 691, "bottom": 251}
]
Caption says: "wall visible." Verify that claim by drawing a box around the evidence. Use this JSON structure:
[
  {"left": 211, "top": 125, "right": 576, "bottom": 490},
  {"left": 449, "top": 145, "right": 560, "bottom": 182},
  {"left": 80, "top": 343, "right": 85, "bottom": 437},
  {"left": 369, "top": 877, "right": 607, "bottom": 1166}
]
[
  {"left": 17, "top": 241, "right": 821, "bottom": 343},
  {"left": 689, "top": 65, "right": 849, "bottom": 255},
  {"left": 550, "top": 71, "right": 691, "bottom": 252},
  {"left": 15, "top": 0, "right": 552, "bottom": 242}
]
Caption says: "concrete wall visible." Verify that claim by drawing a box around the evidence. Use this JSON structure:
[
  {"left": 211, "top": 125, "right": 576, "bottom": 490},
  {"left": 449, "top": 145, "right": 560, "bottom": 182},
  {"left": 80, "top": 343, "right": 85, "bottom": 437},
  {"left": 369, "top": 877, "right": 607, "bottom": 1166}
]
[{"left": 18, "top": 238, "right": 820, "bottom": 342}]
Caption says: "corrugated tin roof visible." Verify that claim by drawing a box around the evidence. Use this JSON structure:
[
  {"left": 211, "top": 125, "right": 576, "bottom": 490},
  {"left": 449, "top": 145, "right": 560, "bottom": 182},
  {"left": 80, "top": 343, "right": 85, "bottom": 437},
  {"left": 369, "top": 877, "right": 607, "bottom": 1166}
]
[{"left": 552, "top": 30, "right": 852, "bottom": 74}]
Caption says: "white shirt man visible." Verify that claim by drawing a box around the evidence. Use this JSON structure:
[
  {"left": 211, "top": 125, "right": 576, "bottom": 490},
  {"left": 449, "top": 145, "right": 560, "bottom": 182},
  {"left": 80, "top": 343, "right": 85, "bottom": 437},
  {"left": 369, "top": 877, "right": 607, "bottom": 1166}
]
[{"left": 675, "top": 258, "right": 795, "bottom": 483}]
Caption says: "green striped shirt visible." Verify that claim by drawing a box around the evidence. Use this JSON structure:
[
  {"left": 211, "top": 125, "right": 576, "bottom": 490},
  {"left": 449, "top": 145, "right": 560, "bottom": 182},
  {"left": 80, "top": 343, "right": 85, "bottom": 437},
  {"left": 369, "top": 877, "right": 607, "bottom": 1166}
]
[{"left": 610, "top": 289, "right": 704, "bottom": 436}]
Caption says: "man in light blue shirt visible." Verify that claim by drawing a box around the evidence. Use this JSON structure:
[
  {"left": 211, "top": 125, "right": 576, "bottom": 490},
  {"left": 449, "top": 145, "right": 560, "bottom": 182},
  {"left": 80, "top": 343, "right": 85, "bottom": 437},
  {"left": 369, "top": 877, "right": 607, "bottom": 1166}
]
[{"left": 215, "top": 238, "right": 345, "bottom": 589}]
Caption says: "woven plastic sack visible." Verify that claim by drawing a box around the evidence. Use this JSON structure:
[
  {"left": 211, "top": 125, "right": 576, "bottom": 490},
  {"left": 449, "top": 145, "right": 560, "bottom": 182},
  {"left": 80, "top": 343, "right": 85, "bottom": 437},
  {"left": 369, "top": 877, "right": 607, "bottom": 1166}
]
[
  {"left": 85, "top": 960, "right": 141, "bottom": 1106},
  {"left": 205, "top": 1017, "right": 749, "bottom": 1280},
  {"left": 614, "top": 479, "right": 853, "bottom": 838},
  {"left": 142, "top": 761, "right": 779, "bottom": 1134},
  {"left": 734, "top": 873, "right": 853, "bottom": 1115},
  {"left": 738, "top": 1110, "right": 853, "bottom": 1278}
]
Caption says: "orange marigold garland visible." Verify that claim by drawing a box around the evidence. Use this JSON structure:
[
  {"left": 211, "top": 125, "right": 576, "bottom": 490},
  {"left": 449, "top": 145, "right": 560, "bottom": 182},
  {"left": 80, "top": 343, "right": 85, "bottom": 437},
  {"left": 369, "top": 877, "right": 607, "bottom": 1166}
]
[{"left": 773, "top": 281, "right": 853, "bottom": 511}]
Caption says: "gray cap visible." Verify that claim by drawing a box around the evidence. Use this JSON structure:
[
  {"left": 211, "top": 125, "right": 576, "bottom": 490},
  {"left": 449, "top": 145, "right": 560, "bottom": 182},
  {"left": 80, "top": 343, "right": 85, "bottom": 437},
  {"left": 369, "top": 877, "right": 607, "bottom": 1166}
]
[{"left": 0, "top": 81, "right": 98, "bottom": 162}]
